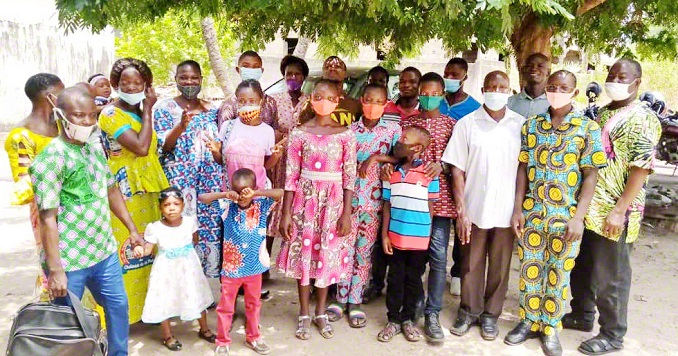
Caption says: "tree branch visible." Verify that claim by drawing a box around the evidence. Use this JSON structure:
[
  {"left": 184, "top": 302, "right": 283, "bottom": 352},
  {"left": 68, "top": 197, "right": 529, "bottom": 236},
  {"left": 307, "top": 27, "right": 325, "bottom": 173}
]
[{"left": 576, "top": 0, "right": 608, "bottom": 16}]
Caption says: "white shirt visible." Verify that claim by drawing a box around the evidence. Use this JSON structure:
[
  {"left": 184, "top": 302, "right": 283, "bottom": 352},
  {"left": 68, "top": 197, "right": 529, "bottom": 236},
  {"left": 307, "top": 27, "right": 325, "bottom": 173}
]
[{"left": 442, "top": 106, "right": 526, "bottom": 228}]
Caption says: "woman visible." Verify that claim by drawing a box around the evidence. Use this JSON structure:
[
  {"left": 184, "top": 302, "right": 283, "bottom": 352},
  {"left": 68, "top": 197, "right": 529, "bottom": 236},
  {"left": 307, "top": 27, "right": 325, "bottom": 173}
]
[
  {"left": 153, "top": 60, "right": 223, "bottom": 280},
  {"left": 266, "top": 55, "right": 309, "bottom": 262},
  {"left": 5, "top": 73, "right": 64, "bottom": 299},
  {"left": 98, "top": 58, "right": 169, "bottom": 324}
]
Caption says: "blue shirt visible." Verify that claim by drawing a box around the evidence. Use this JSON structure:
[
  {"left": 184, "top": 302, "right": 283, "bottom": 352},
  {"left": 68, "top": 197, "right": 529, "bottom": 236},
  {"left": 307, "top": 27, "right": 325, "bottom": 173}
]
[
  {"left": 439, "top": 95, "right": 481, "bottom": 120},
  {"left": 218, "top": 197, "right": 274, "bottom": 278}
]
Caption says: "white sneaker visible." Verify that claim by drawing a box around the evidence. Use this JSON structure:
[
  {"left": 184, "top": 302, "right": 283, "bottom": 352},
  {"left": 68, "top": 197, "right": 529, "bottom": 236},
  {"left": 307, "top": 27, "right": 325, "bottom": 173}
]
[
  {"left": 449, "top": 277, "right": 461, "bottom": 296},
  {"left": 215, "top": 345, "right": 229, "bottom": 356}
]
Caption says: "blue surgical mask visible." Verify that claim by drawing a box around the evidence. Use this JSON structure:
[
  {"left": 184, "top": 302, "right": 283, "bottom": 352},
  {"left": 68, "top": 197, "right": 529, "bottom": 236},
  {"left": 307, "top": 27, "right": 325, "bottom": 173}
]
[
  {"left": 239, "top": 67, "right": 263, "bottom": 81},
  {"left": 444, "top": 78, "right": 462, "bottom": 93}
]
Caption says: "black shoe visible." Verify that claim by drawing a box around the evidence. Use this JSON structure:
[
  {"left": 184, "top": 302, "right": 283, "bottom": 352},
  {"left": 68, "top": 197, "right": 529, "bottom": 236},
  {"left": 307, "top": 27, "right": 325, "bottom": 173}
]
[
  {"left": 541, "top": 331, "right": 563, "bottom": 356},
  {"left": 562, "top": 313, "right": 594, "bottom": 332},
  {"left": 260, "top": 289, "right": 270, "bottom": 300},
  {"left": 362, "top": 285, "right": 382, "bottom": 304},
  {"left": 480, "top": 314, "right": 499, "bottom": 341},
  {"left": 424, "top": 312, "right": 445, "bottom": 343},
  {"left": 504, "top": 320, "right": 539, "bottom": 346},
  {"left": 450, "top": 309, "right": 477, "bottom": 336}
]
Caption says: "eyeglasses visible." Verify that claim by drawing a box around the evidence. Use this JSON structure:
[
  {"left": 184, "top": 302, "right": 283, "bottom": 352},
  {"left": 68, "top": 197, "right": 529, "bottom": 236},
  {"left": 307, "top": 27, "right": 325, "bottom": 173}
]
[{"left": 545, "top": 84, "right": 575, "bottom": 93}]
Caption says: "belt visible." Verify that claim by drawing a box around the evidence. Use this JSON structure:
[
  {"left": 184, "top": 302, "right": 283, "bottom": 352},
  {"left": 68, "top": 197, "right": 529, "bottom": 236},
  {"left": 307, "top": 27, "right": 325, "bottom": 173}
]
[
  {"left": 300, "top": 170, "right": 342, "bottom": 182},
  {"left": 159, "top": 243, "right": 194, "bottom": 259}
]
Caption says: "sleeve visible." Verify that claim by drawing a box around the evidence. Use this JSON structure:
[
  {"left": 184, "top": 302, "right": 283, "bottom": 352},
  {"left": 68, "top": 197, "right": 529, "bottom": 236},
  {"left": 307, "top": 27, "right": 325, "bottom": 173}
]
[
  {"left": 264, "top": 126, "right": 275, "bottom": 156},
  {"left": 143, "top": 222, "right": 159, "bottom": 244},
  {"left": 99, "top": 107, "right": 131, "bottom": 140},
  {"left": 4, "top": 130, "right": 36, "bottom": 205},
  {"left": 441, "top": 119, "right": 469, "bottom": 171},
  {"left": 428, "top": 177, "right": 440, "bottom": 201},
  {"left": 259, "top": 197, "right": 275, "bottom": 218},
  {"left": 628, "top": 112, "right": 662, "bottom": 171},
  {"left": 217, "top": 96, "right": 237, "bottom": 129},
  {"left": 153, "top": 103, "right": 176, "bottom": 151},
  {"left": 216, "top": 199, "right": 231, "bottom": 221},
  {"left": 382, "top": 179, "right": 391, "bottom": 202},
  {"left": 342, "top": 131, "right": 358, "bottom": 191},
  {"left": 580, "top": 121, "right": 607, "bottom": 169},
  {"left": 284, "top": 129, "right": 303, "bottom": 191},
  {"left": 391, "top": 125, "right": 402, "bottom": 149},
  {"left": 518, "top": 121, "right": 530, "bottom": 163},
  {"left": 29, "top": 147, "right": 63, "bottom": 211}
]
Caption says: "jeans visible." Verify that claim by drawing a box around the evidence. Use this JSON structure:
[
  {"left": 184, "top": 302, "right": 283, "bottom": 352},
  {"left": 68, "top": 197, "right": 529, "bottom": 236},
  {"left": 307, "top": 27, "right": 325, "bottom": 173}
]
[
  {"left": 386, "top": 248, "right": 427, "bottom": 323},
  {"left": 425, "top": 217, "right": 451, "bottom": 315},
  {"left": 216, "top": 274, "right": 262, "bottom": 346},
  {"left": 56, "top": 253, "right": 129, "bottom": 356},
  {"left": 450, "top": 219, "right": 461, "bottom": 278}
]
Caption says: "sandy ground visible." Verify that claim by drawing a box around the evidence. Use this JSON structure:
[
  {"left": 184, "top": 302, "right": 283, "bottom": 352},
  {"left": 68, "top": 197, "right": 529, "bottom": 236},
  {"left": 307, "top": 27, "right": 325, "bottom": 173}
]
[{"left": 1, "top": 143, "right": 677, "bottom": 356}]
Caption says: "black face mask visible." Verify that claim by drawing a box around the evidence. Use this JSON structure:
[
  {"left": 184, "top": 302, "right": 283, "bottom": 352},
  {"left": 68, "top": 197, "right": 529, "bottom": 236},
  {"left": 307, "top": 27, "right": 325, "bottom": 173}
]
[
  {"left": 177, "top": 84, "right": 201, "bottom": 100},
  {"left": 394, "top": 142, "right": 414, "bottom": 159}
]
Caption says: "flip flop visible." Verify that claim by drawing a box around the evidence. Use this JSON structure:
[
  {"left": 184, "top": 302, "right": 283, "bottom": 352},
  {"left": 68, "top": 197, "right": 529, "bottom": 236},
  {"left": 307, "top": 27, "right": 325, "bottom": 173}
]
[
  {"left": 348, "top": 308, "right": 367, "bottom": 328},
  {"left": 325, "top": 302, "right": 345, "bottom": 322}
]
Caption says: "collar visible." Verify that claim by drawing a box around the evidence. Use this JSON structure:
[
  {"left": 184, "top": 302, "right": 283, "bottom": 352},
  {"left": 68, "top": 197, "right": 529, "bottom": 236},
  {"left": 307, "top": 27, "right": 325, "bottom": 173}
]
[
  {"left": 536, "top": 109, "right": 585, "bottom": 126},
  {"left": 395, "top": 158, "right": 424, "bottom": 172},
  {"left": 356, "top": 117, "right": 388, "bottom": 130},
  {"left": 519, "top": 89, "right": 547, "bottom": 101}
]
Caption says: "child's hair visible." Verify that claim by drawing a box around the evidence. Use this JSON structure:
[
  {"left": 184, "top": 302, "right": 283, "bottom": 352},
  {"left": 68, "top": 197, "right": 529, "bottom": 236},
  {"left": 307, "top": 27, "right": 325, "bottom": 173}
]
[
  {"left": 420, "top": 72, "right": 445, "bottom": 89},
  {"left": 406, "top": 125, "right": 431, "bottom": 148},
  {"left": 159, "top": 187, "right": 184, "bottom": 203},
  {"left": 368, "top": 65, "right": 389, "bottom": 79},
  {"left": 280, "top": 55, "right": 309, "bottom": 77},
  {"left": 232, "top": 168, "right": 257, "bottom": 187},
  {"left": 313, "top": 78, "right": 341, "bottom": 95},
  {"left": 362, "top": 83, "right": 388, "bottom": 98},
  {"left": 238, "top": 50, "right": 262, "bottom": 64},
  {"left": 235, "top": 79, "right": 264, "bottom": 99}
]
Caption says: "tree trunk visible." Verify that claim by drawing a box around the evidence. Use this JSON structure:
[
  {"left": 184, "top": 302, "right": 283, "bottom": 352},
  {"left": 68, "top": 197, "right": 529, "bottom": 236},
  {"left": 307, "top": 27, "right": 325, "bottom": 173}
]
[
  {"left": 510, "top": 10, "right": 554, "bottom": 86},
  {"left": 200, "top": 16, "right": 232, "bottom": 98},
  {"left": 292, "top": 36, "right": 310, "bottom": 58}
]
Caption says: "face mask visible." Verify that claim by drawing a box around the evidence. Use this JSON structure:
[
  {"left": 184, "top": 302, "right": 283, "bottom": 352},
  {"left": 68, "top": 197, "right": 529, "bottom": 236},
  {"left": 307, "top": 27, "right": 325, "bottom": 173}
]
[
  {"left": 240, "top": 67, "right": 263, "bottom": 81},
  {"left": 237, "top": 105, "right": 261, "bottom": 123},
  {"left": 286, "top": 79, "right": 303, "bottom": 92},
  {"left": 444, "top": 78, "right": 462, "bottom": 93},
  {"left": 117, "top": 89, "right": 145, "bottom": 105},
  {"left": 546, "top": 91, "right": 574, "bottom": 110},
  {"left": 393, "top": 142, "right": 414, "bottom": 159},
  {"left": 361, "top": 102, "right": 387, "bottom": 120},
  {"left": 483, "top": 92, "right": 510, "bottom": 111},
  {"left": 54, "top": 108, "right": 96, "bottom": 143},
  {"left": 605, "top": 81, "right": 635, "bottom": 101},
  {"left": 418, "top": 95, "right": 444, "bottom": 111},
  {"left": 311, "top": 99, "right": 338, "bottom": 116},
  {"left": 177, "top": 84, "right": 201, "bottom": 100}
]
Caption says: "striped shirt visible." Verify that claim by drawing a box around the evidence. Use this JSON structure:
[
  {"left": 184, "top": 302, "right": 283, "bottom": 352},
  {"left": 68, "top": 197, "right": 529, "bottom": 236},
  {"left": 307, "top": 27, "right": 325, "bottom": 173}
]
[
  {"left": 383, "top": 160, "right": 440, "bottom": 251},
  {"left": 382, "top": 100, "right": 420, "bottom": 124}
]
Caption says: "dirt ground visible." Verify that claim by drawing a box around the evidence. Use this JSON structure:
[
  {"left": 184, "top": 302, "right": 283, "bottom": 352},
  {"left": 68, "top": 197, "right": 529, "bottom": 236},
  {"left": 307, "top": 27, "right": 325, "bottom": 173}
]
[{"left": 1, "top": 145, "right": 677, "bottom": 356}]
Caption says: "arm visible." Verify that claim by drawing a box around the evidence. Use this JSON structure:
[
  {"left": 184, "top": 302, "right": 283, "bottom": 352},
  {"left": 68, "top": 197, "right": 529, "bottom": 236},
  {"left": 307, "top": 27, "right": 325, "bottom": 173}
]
[
  {"left": 113, "top": 87, "right": 157, "bottom": 157},
  {"left": 279, "top": 190, "right": 295, "bottom": 240},
  {"left": 603, "top": 167, "right": 650, "bottom": 237},
  {"left": 358, "top": 154, "right": 399, "bottom": 179},
  {"left": 39, "top": 209, "right": 68, "bottom": 298},
  {"left": 452, "top": 166, "right": 472, "bottom": 244},
  {"left": 253, "top": 188, "right": 285, "bottom": 202},
  {"left": 381, "top": 201, "right": 393, "bottom": 255},
  {"left": 198, "top": 191, "right": 238, "bottom": 205},
  {"left": 108, "top": 184, "right": 142, "bottom": 247},
  {"left": 160, "top": 111, "right": 191, "bottom": 153},
  {"left": 338, "top": 132, "right": 358, "bottom": 236},
  {"left": 511, "top": 162, "right": 528, "bottom": 238},
  {"left": 280, "top": 130, "right": 302, "bottom": 240},
  {"left": 565, "top": 167, "right": 599, "bottom": 241},
  {"left": 141, "top": 242, "right": 156, "bottom": 256},
  {"left": 206, "top": 140, "right": 223, "bottom": 165}
]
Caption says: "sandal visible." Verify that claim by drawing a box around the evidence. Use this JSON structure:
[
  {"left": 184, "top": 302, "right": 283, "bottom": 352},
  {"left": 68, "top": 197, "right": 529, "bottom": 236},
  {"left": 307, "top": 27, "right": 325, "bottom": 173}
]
[
  {"left": 313, "top": 314, "right": 334, "bottom": 339},
  {"left": 377, "top": 322, "right": 401, "bottom": 342},
  {"left": 578, "top": 335, "right": 624, "bottom": 355},
  {"left": 326, "top": 302, "right": 345, "bottom": 322},
  {"left": 198, "top": 329, "right": 216, "bottom": 343},
  {"left": 402, "top": 320, "right": 422, "bottom": 342},
  {"left": 295, "top": 315, "right": 311, "bottom": 340},
  {"left": 348, "top": 308, "right": 367, "bottom": 328},
  {"left": 163, "top": 335, "right": 182, "bottom": 351}
]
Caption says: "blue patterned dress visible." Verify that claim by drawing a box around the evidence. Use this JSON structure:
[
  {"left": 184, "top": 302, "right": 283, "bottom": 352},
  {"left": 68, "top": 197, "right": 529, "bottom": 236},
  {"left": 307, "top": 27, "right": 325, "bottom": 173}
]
[{"left": 153, "top": 98, "right": 224, "bottom": 278}]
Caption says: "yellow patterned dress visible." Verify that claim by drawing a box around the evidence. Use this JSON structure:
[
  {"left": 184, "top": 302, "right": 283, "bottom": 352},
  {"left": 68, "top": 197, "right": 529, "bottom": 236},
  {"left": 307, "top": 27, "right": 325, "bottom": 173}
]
[{"left": 99, "top": 105, "right": 169, "bottom": 324}]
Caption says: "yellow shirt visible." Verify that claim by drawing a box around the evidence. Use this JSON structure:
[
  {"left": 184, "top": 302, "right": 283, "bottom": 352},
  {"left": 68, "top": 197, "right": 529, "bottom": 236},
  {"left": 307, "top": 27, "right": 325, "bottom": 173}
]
[{"left": 4, "top": 127, "right": 54, "bottom": 205}]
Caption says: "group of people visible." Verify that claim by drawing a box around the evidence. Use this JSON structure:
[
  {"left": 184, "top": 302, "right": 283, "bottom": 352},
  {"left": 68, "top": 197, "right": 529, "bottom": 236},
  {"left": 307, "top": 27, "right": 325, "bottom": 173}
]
[{"left": 6, "top": 49, "right": 661, "bottom": 356}]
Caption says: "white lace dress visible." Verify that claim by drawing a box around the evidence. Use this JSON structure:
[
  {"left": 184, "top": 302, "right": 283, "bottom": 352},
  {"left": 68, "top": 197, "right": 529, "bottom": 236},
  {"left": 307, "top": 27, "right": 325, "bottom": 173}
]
[{"left": 141, "top": 217, "right": 214, "bottom": 323}]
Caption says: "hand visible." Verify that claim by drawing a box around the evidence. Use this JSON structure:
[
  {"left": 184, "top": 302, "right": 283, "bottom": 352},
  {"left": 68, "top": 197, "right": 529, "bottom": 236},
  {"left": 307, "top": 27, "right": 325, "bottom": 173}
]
[
  {"left": 224, "top": 191, "right": 239, "bottom": 201},
  {"left": 180, "top": 106, "right": 194, "bottom": 128},
  {"left": 382, "top": 234, "right": 393, "bottom": 255},
  {"left": 511, "top": 210, "right": 525, "bottom": 238},
  {"left": 603, "top": 209, "right": 625, "bottom": 238},
  {"left": 279, "top": 213, "right": 294, "bottom": 241},
  {"left": 380, "top": 163, "right": 394, "bottom": 181},
  {"left": 564, "top": 217, "right": 584, "bottom": 242},
  {"left": 133, "top": 245, "right": 145, "bottom": 258},
  {"left": 205, "top": 140, "right": 222, "bottom": 155},
  {"left": 337, "top": 213, "right": 351, "bottom": 236},
  {"left": 240, "top": 187, "right": 256, "bottom": 200},
  {"left": 129, "top": 230, "right": 143, "bottom": 248},
  {"left": 143, "top": 86, "right": 158, "bottom": 108},
  {"left": 358, "top": 157, "right": 376, "bottom": 179},
  {"left": 456, "top": 212, "right": 473, "bottom": 245},
  {"left": 424, "top": 162, "right": 443, "bottom": 179},
  {"left": 272, "top": 137, "right": 288, "bottom": 155},
  {"left": 47, "top": 270, "right": 68, "bottom": 299}
]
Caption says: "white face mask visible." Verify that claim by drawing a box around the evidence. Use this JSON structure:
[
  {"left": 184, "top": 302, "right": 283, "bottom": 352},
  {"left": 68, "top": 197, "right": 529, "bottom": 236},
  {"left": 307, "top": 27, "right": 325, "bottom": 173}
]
[
  {"left": 239, "top": 67, "right": 263, "bottom": 82},
  {"left": 117, "top": 88, "right": 146, "bottom": 105},
  {"left": 605, "top": 81, "right": 635, "bottom": 101},
  {"left": 54, "top": 108, "right": 97, "bottom": 143},
  {"left": 483, "top": 92, "right": 510, "bottom": 111}
]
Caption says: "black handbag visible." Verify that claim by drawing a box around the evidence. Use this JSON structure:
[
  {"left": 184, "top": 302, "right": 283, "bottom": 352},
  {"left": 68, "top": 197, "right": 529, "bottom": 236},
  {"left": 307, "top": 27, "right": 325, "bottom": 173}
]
[{"left": 6, "top": 290, "right": 106, "bottom": 356}]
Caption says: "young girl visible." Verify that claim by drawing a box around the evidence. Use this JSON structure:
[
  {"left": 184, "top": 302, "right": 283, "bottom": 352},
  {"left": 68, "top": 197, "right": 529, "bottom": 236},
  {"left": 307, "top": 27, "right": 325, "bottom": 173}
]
[
  {"left": 277, "top": 79, "right": 358, "bottom": 340},
  {"left": 199, "top": 168, "right": 283, "bottom": 356},
  {"left": 136, "top": 187, "right": 216, "bottom": 351},
  {"left": 207, "top": 80, "right": 283, "bottom": 191}
]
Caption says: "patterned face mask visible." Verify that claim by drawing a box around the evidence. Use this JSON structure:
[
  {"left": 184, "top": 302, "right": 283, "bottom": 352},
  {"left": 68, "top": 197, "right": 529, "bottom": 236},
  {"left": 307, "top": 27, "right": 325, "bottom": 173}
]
[{"left": 238, "top": 105, "right": 262, "bottom": 123}]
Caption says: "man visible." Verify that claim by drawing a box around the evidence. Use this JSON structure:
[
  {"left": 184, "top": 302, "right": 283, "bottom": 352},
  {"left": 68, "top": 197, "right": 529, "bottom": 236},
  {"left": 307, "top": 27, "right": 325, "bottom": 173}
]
[
  {"left": 362, "top": 66, "right": 422, "bottom": 304},
  {"left": 439, "top": 57, "right": 482, "bottom": 296},
  {"left": 508, "top": 53, "right": 551, "bottom": 119},
  {"left": 505, "top": 70, "right": 606, "bottom": 356},
  {"left": 30, "top": 87, "right": 143, "bottom": 356},
  {"left": 564, "top": 59, "right": 662, "bottom": 356},
  {"left": 442, "top": 71, "right": 524, "bottom": 341},
  {"left": 367, "top": 65, "right": 389, "bottom": 88}
]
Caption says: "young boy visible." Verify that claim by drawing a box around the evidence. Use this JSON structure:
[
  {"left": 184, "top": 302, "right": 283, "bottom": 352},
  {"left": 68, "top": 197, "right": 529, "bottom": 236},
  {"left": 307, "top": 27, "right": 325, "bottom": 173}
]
[
  {"left": 377, "top": 126, "right": 439, "bottom": 343},
  {"left": 199, "top": 168, "right": 283, "bottom": 356},
  {"left": 326, "top": 84, "right": 400, "bottom": 327}
]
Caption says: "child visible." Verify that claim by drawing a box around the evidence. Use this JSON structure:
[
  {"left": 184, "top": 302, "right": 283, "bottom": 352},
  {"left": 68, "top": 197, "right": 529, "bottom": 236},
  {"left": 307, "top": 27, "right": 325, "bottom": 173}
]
[
  {"left": 277, "top": 79, "right": 357, "bottom": 340},
  {"left": 199, "top": 168, "right": 283, "bottom": 356},
  {"left": 87, "top": 74, "right": 112, "bottom": 108},
  {"left": 377, "top": 126, "right": 439, "bottom": 343},
  {"left": 326, "top": 83, "right": 400, "bottom": 328},
  {"left": 207, "top": 80, "right": 282, "bottom": 191},
  {"left": 137, "top": 187, "right": 216, "bottom": 351}
]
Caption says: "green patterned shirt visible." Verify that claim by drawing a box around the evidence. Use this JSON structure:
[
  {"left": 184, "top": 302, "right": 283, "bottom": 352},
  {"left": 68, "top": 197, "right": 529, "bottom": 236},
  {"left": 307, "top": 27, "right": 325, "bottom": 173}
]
[
  {"left": 585, "top": 102, "right": 662, "bottom": 243},
  {"left": 30, "top": 137, "right": 118, "bottom": 271}
]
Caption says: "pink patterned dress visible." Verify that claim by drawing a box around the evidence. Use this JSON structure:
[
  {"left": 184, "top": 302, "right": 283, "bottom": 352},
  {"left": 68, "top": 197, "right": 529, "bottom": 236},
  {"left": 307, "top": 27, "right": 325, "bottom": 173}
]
[{"left": 276, "top": 127, "right": 357, "bottom": 287}]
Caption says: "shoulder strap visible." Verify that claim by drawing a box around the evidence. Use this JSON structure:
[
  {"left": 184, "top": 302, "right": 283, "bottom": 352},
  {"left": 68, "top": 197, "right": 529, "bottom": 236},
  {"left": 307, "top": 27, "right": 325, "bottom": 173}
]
[{"left": 68, "top": 290, "right": 104, "bottom": 356}]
